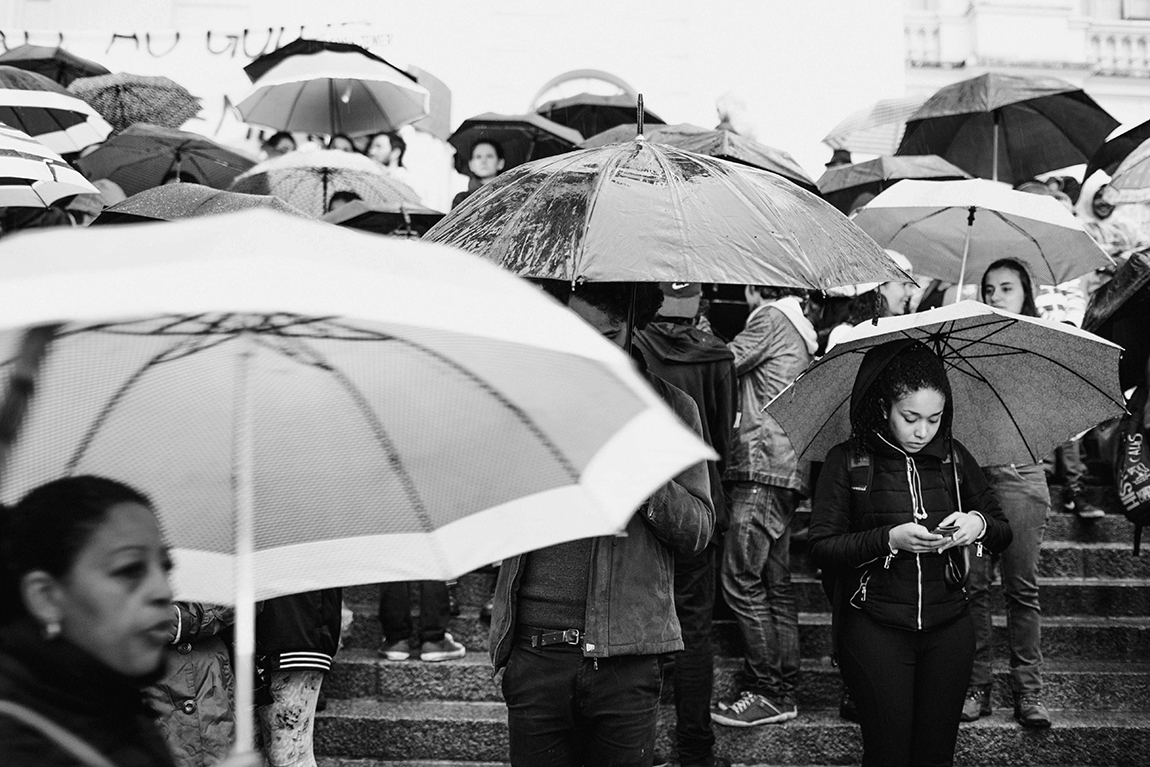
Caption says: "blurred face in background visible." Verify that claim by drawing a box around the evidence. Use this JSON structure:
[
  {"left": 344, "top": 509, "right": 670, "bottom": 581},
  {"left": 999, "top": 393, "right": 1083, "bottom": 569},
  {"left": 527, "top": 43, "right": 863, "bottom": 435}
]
[
  {"left": 982, "top": 267, "right": 1027, "bottom": 315},
  {"left": 879, "top": 279, "right": 915, "bottom": 316},
  {"left": 367, "top": 135, "right": 397, "bottom": 166},
  {"left": 469, "top": 142, "right": 504, "bottom": 183},
  {"left": 328, "top": 135, "right": 356, "bottom": 153}
]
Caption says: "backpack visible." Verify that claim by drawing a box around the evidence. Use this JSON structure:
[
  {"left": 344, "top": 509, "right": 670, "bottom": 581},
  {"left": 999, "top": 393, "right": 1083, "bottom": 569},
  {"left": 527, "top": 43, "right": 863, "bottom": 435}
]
[{"left": 1112, "top": 385, "right": 1150, "bottom": 555}]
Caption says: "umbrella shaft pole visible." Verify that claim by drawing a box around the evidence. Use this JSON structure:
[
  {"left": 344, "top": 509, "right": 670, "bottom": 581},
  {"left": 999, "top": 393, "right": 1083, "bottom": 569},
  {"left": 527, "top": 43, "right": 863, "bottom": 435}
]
[
  {"left": 233, "top": 333, "right": 257, "bottom": 754},
  {"left": 956, "top": 210, "right": 973, "bottom": 303},
  {"left": 992, "top": 111, "right": 999, "bottom": 183}
]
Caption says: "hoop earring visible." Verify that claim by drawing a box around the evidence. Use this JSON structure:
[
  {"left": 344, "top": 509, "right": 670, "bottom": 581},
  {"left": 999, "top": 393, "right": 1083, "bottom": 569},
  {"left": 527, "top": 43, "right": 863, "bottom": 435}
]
[{"left": 42, "top": 621, "right": 61, "bottom": 640}]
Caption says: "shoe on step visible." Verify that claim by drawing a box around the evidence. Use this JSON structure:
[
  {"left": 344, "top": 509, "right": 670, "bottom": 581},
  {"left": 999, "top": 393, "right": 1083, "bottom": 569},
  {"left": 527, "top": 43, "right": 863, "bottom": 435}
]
[
  {"left": 960, "top": 683, "right": 992, "bottom": 722},
  {"left": 1014, "top": 693, "right": 1052, "bottom": 728},
  {"left": 710, "top": 691, "right": 796, "bottom": 727},
  {"left": 420, "top": 632, "right": 466, "bottom": 662}
]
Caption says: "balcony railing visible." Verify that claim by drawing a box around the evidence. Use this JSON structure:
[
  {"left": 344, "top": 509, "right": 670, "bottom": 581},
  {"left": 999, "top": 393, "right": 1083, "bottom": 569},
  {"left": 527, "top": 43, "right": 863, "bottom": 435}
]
[
  {"left": 905, "top": 13, "right": 942, "bottom": 66},
  {"left": 1089, "top": 22, "right": 1150, "bottom": 75}
]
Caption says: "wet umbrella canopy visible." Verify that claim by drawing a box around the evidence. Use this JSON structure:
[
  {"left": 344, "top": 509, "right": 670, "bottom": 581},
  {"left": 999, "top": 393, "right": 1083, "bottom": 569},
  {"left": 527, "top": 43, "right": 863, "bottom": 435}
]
[
  {"left": 581, "top": 122, "right": 817, "bottom": 192},
  {"left": 76, "top": 123, "right": 256, "bottom": 197},
  {"left": 536, "top": 92, "right": 665, "bottom": 141},
  {"left": 91, "top": 183, "right": 309, "bottom": 225},
  {"left": 426, "top": 137, "right": 904, "bottom": 290},
  {"left": 447, "top": 112, "right": 583, "bottom": 175},
  {"left": 897, "top": 72, "right": 1119, "bottom": 184}
]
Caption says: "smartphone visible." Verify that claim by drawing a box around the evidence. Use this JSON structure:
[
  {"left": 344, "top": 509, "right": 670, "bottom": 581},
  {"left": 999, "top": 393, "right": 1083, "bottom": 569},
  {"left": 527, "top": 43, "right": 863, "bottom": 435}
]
[{"left": 931, "top": 524, "right": 960, "bottom": 537}]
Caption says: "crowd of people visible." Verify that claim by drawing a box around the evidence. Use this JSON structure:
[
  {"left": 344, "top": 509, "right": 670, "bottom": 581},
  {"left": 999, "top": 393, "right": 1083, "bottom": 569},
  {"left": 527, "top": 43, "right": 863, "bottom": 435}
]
[{"left": 2, "top": 64, "right": 1150, "bottom": 767}]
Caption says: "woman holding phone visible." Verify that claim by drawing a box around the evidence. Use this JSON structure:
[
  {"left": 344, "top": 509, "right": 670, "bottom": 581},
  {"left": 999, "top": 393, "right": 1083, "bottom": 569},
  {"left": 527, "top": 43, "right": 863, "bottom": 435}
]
[{"left": 810, "top": 340, "right": 1012, "bottom": 767}]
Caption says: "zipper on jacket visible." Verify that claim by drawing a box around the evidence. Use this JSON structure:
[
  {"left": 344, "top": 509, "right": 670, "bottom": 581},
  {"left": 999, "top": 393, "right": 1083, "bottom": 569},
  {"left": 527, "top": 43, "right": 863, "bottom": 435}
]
[
  {"left": 915, "top": 553, "right": 923, "bottom": 630},
  {"left": 976, "top": 541, "right": 984, "bottom": 558}
]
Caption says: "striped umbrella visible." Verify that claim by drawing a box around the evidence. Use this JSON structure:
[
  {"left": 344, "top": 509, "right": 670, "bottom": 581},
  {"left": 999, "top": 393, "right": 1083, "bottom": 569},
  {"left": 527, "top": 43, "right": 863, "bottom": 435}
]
[
  {"left": 0, "top": 65, "right": 112, "bottom": 155},
  {"left": 231, "top": 149, "right": 420, "bottom": 217},
  {"left": 69, "top": 72, "right": 201, "bottom": 133},
  {"left": 76, "top": 123, "right": 256, "bottom": 197},
  {"left": 0, "top": 121, "right": 98, "bottom": 207}
]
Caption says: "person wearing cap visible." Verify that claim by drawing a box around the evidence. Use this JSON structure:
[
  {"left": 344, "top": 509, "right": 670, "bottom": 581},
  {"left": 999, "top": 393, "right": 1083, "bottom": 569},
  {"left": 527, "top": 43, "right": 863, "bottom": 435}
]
[
  {"left": 822, "top": 250, "right": 917, "bottom": 354},
  {"left": 711, "top": 285, "right": 817, "bottom": 728},
  {"left": 635, "top": 282, "right": 736, "bottom": 767}
]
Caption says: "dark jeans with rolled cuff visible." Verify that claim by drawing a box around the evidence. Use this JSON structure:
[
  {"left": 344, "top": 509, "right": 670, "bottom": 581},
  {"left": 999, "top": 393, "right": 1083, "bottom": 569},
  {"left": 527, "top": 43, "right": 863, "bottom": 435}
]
[
  {"left": 502, "top": 641, "right": 663, "bottom": 767},
  {"left": 379, "top": 580, "right": 451, "bottom": 643},
  {"left": 670, "top": 542, "right": 718, "bottom": 764}
]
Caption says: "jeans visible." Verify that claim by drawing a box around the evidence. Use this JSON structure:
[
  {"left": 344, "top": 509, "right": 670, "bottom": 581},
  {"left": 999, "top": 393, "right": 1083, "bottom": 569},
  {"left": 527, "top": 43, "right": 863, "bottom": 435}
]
[
  {"left": 379, "top": 581, "right": 451, "bottom": 643},
  {"left": 502, "top": 643, "right": 662, "bottom": 767},
  {"left": 670, "top": 543, "right": 717, "bottom": 764},
  {"left": 838, "top": 607, "right": 974, "bottom": 767},
  {"left": 720, "top": 481, "right": 800, "bottom": 702},
  {"left": 969, "top": 463, "right": 1049, "bottom": 694}
]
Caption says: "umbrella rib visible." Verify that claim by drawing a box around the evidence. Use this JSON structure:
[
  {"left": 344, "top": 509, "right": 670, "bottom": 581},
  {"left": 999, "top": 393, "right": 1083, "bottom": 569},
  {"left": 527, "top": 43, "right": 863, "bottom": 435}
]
[
  {"left": 987, "top": 209, "right": 1058, "bottom": 283},
  {"left": 360, "top": 79, "right": 397, "bottom": 133},
  {"left": 884, "top": 206, "right": 960, "bottom": 248},
  {"left": 317, "top": 318, "right": 581, "bottom": 480}
]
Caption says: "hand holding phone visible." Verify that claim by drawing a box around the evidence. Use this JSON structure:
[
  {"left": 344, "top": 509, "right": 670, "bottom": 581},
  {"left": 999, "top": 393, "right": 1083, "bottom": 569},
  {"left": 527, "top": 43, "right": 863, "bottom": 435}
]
[{"left": 931, "top": 524, "right": 960, "bottom": 538}]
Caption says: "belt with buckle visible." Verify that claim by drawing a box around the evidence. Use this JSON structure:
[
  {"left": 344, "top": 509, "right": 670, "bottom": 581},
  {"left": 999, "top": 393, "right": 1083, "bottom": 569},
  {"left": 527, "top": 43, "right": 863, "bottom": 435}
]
[{"left": 516, "top": 625, "right": 584, "bottom": 648}]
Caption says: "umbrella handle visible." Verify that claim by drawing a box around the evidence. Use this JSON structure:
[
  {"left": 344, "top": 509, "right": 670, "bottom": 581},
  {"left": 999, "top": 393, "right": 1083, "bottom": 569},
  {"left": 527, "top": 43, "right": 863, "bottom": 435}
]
[
  {"left": 955, "top": 207, "right": 975, "bottom": 303},
  {"left": 637, "top": 94, "right": 645, "bottom": 137},
  {"left": 992, "top": 110, "right": 1000, "bottom": 183}
]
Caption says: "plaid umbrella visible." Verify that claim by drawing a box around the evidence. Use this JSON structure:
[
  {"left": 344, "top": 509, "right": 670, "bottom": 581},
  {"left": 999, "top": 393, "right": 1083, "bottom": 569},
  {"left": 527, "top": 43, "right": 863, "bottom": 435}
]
[
  {"left": 0, "top": 65, "right": 112, "bottom": 155},
  {"left": 536, "top": 92, "right": 664, "bottom": 140},
  {"left": 581, "top": 122, "right": 817, "bottom": 192},
  {"left": 91, "top": 182, "right": 308, "bottom": 225},
  {"left": 823, "top": 95, "right": 928, "bottom": 156},
  {"left": 447, "top": 112, "right": 582, "bottom": 175},
  {"left": 76, "top": 123, "right": 256, "bottom": 196},
  {"left": 765, "top": 301, "right": 1125, "bottom": 465},
  {"left": 0, "top": 121, "right": 98, "bottom": 207},
  {"left": 231, "top": 149, "right": 420, "bottom": 217},
  {"left": 0, "top": 45, "right": 110, "bottom": 86},
  {"left": 897, "top": 73, "right": 1119, "bottom": 184},
  {"left": 68, "top": 72, "right": 201, "bottom": 133}
]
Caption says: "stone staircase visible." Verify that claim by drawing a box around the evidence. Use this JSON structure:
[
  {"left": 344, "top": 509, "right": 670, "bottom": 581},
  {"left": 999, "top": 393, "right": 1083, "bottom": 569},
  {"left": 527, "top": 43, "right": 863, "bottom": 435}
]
[{"left": 315, "top": 484, "right": 1150, "bottom": 766}]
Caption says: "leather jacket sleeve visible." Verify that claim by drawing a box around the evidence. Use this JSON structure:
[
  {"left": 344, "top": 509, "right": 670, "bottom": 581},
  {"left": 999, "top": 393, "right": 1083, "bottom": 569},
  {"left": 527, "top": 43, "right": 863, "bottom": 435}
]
[
  {"left": 643, "top": 381, "right": 715, "bottom": 556},
  {"left": 174, "top": 603, "right": 234, "bottom": 645}
]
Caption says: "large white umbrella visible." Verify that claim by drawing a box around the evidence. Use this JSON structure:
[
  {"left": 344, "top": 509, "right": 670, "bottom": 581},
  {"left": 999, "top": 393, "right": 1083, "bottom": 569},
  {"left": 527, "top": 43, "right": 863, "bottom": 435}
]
[
  {"left": 0, "top": 209, "right": 713, "bottom": 748},
  {"left": 852, "top": 178, "right": 1111, "bottom": 292},
  {"left": 0, "top": 121, "right": 98, "bottom": 206}
]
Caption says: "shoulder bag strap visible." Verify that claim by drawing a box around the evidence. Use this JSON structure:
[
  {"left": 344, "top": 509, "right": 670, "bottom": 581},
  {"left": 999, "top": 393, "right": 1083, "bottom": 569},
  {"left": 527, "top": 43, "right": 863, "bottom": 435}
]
[{"left": 0, "top": 699, "right": 119, "bottom": 767}]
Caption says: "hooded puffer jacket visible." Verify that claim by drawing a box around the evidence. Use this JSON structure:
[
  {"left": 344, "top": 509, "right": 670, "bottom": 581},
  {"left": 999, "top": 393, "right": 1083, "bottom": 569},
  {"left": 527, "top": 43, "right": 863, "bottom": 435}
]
[{"left": 808, "top": 339, "right": 1012, "bottom": 632}]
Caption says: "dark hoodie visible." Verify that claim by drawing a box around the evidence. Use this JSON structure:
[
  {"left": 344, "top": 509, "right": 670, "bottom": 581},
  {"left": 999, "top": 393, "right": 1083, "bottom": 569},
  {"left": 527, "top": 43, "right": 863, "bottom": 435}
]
[
  {"left": 808, "top": 341, "right": 1012, "bottom": 632},
  {"left": 636, "top": 318, "right": 737, "bottom": 528}
]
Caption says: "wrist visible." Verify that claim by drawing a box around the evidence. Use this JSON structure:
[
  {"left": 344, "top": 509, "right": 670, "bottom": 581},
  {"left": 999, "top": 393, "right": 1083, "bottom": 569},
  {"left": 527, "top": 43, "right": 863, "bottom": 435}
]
[{"left": 969, "top": 511, "right": 988, "bottom": 540}]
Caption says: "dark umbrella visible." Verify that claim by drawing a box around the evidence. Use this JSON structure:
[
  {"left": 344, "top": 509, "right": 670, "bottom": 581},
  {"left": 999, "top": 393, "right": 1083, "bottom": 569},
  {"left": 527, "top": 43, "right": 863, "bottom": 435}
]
[
  {"left": 1083, "top": 250, "right": 1150, "bottom": 391},
  {"left": 77, "top": 124, "right": 255, "bottom": 196},
  {"left": 447, "top": 112, "right": 582, "bottom": 175},
  {"left": 897, "top": 72, "right": 1119, "bottom": 184},
  {"left": 581, "top": 122, "right": 817, "bottom": 192},
  {"left": 91, "top": 182, "right": 308, "bottom": 225},
  {"left": 817, "top": 155, "right": 970, "bottom": 214},
  {"left": 320, "top": 198, "right": 444, "bottom": 237},
  {"left": 68, "top": 72, "right": 201, "bottom": 133},
  {"left": 0, "top": 45, "right": 109, "bottom": 86},
  {"left": 1085, "top": 117, "right": 1150, "bottom": 181},
  {"left": 535, "top": 92, "right": 664, "bottom": 141}
]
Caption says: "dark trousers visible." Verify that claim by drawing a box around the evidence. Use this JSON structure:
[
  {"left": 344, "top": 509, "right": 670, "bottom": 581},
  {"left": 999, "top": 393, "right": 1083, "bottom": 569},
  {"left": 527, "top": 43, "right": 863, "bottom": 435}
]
[
  {"left": 378, "top": 581, "right": 450, "bottom": 643},
  {"left": 502, "top": 643, "right": 662, "bottom": 767},
  {"left": 838, "top": 607, "right": 974, "bottom": 767},
  {"left": 671, "top": 543, "right": 717, "bottom": 764}
]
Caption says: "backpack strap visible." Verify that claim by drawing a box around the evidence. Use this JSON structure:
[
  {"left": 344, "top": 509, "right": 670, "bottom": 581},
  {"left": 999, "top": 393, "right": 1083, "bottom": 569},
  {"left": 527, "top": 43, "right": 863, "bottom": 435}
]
[
  {"left": 848, "top": 451, "right": 874, "bottom": 521},
  {"left": 942, "top": 443, "right": 963, "bottom": 513},
  {"left": 0, "top": 700, "right": 118, "bottom": 767}
]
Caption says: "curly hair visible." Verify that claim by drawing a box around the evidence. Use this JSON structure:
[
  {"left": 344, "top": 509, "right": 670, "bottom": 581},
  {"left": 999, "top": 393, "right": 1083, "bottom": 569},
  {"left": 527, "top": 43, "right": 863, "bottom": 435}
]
[{"left": 849, "top": 342, "right": 952, "bottom": 455}]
